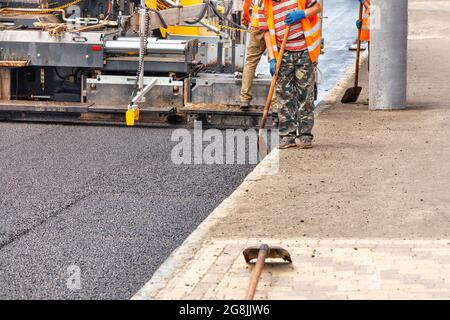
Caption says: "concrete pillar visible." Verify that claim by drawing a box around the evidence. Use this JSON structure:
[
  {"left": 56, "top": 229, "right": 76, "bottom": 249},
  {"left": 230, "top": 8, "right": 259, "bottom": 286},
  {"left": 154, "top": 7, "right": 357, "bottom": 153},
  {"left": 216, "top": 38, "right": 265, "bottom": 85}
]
[{"left": 369, "top": 0, "right": 408, "bottom": 110}]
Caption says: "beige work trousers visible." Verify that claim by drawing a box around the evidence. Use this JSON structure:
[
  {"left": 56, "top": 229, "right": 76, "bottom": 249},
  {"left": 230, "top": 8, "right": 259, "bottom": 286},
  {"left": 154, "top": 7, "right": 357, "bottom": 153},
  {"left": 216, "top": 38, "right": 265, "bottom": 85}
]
[{"left": 240, "top": 29, "right": 267, "bottom": 104}]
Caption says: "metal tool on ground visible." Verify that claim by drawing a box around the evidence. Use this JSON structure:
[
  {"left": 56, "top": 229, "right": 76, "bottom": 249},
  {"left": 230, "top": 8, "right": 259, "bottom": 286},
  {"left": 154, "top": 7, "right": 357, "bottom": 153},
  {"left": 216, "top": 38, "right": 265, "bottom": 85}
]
[
  {"left": 341, "top": 2, "right": 364, "bottom": 104},
  {"left": 243, "top": 244, "right": 292, "bottom": 300},
  {"left": 258, "top": 25, "right": 291, "bottom": 158}
]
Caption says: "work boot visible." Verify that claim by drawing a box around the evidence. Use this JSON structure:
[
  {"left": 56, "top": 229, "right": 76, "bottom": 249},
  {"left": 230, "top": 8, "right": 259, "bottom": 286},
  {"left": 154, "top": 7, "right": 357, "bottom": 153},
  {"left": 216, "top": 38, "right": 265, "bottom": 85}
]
[
  {"left": 279, "top": 136, "right": 297, "bottom": 149},
  {"left": 296, "top": 136, "right": 313, "bottom": 149}
]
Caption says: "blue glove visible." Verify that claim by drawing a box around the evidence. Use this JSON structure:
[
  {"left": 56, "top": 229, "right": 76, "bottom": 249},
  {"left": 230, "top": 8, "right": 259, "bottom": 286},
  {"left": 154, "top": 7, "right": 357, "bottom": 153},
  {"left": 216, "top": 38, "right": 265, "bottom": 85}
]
[
  {"left": 356, "top": 19, "right": 362, "bottom": 29},
  {"left": 284, "top": 10, "right": 306, "bottom": 25},
  {"left": 269, "top": 58, "right": 277, "bottom": 76}
]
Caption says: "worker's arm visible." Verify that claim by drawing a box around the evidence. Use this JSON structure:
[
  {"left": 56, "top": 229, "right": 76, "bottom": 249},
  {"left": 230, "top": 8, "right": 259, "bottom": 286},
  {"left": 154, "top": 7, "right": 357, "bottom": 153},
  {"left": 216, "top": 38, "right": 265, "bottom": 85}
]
[
  {"left": 257, "top": 5, "right": 277, "bottom": 75},
  {"left": 356, "top": 0, "right": 370, "bottom": 29},
  {"left": 264, "top": 31, "right": 275, "bottom": 60},
  {"left": 243, "top": 0, "right": 253, "bottom": 13},
  {"left": 242, "top": 0, "right": 253, "bottom": 26},
  {"left": 285, "top": 1, "right": 322, "bottom": 25},
  {"left": 263, "top": 31, "right": 277, "bottom": 76},
  {"left": 305, "top": 1, "right": 322, "bottom": 18},
  {"left": 256, "top": 5, "right": 274, "bottom": 60}
]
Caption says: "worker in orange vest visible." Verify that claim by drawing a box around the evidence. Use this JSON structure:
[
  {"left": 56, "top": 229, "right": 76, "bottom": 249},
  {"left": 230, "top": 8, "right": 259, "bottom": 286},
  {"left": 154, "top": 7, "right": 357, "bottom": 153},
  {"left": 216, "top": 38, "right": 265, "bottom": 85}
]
[
  {"left": 356, "top": 0, "right": 370, "bottom": 42},
  {"left": 240, "top": 0, "right": 267, "bottom": 110},
  {"left": 258, "top": 0, "right": 322, "bottom": 149}
]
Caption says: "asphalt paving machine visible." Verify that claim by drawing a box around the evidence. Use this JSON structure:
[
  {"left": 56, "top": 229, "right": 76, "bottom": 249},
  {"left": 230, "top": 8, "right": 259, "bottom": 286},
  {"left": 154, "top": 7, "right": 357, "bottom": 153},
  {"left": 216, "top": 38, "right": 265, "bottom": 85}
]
[{"left": 0, "top": 0, "right": 322, "bottom": 128}]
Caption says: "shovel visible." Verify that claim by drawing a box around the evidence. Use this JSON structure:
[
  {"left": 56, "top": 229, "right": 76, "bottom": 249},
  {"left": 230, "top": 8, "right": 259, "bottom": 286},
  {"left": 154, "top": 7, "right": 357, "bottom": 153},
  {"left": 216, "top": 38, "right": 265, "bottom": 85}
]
[
  {"left": 258, "top": 26, "right": 291, "bottom": 158},
  {"left": 243, "top": 244, "right": 292, "bottom": 300},
  {"left": 341, "top": 2, "right": 364, "bottom": 104}
]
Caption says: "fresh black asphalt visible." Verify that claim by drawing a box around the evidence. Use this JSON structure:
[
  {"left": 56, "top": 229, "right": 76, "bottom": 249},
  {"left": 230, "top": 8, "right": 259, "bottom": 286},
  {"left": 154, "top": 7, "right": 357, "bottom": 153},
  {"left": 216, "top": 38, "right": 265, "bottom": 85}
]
[{"left": 0, "top": 123, "right": 254, "bottom": 299}]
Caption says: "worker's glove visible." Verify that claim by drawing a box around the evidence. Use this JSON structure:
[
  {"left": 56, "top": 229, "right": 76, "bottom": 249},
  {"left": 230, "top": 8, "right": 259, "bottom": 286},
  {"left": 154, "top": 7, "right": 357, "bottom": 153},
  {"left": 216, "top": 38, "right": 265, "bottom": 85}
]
[
  {"left": 242, "top": 12, "right": 251, "bottom": 26},
  {"left": 356, "top": 19, "right": 362, "bottom": 29},
  {"left": 269, "top": 58, "right": 277, "bottom": 76},
  {"left": 284, "top": 10, "right": 306, "bottom": 25}
]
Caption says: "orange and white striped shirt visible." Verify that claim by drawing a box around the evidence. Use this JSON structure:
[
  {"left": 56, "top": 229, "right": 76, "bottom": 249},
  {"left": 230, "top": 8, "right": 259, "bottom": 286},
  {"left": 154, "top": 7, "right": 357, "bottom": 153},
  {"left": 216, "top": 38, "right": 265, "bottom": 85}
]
[{"left": 258, "top": 0, "right": 316, "bottom": 51}]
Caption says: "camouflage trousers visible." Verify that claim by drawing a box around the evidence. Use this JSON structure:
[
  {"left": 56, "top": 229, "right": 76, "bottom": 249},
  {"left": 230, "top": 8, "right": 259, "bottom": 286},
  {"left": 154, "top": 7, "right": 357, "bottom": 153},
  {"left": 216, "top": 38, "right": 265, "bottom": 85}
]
[{"left": 274, "top": 50, "right": 316, "bottom": 141}]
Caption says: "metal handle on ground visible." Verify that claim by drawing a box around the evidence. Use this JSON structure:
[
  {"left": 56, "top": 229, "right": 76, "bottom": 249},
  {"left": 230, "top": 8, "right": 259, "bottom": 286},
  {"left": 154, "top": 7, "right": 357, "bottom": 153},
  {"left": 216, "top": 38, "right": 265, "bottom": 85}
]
[{"left": 245, "top": 244, "right": 269, "bottom": 300}]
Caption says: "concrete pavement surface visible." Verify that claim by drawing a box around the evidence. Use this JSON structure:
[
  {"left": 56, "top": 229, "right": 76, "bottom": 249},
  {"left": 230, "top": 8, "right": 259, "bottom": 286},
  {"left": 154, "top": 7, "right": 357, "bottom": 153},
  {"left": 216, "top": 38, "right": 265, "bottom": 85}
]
[{"left": 135, "top": 0, "right": 450, "bottom": 300}]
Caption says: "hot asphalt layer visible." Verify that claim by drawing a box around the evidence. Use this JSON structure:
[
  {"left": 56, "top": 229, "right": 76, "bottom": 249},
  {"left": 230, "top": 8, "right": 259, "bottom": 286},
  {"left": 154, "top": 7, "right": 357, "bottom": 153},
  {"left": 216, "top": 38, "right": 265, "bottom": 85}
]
[
  {"left": 0, "top": 0, "right": 358, "bottom": 299},
  {"left": 0, "top": 124, "right": 254, "bottom": 299}
]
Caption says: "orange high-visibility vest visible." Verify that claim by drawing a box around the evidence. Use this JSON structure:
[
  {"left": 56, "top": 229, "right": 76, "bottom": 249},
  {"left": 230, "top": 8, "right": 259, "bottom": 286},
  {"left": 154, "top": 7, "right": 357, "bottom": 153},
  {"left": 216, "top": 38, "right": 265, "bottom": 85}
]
[
  {"left": 361, "top": 4, "right": 370, "bottom": 41},
  {"left": 251, "top": 3, "right": 259, "bottom": 28},
  {"left": 263, "top": 0, "right": 321, "bottom": 63}
]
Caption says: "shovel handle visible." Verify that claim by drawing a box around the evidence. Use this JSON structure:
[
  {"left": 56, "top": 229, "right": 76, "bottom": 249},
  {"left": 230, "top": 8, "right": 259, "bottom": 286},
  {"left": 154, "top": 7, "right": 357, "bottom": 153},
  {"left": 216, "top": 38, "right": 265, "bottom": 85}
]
[
  {"left": 354, "top": 2, "right": 364, "bottom": 88},
  {"left": 259, "top": 25, "right": 291, "bottom": 130},
  {"left": 245, "top": 244, "right": 269, "bottom": 300}
]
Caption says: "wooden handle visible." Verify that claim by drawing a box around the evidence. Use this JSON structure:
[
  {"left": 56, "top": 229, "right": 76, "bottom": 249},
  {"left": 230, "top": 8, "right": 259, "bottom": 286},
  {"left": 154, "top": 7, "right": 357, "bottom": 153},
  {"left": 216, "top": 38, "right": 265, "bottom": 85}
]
[
  {"left": 245, "top": 245, "right": 269, "bottom": 300},
  {"left": 354, "top": 2, "right": 363, "bottom": 88},
  {"left": 259, "top": 25, "right": 291, "bottom": 130}
]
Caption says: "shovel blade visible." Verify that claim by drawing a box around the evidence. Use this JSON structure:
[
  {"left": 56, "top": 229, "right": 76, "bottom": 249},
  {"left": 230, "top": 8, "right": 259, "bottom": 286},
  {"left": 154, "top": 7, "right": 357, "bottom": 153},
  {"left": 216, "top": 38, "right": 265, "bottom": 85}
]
[
  {"left": 341, "top": 86, "right": 362, "bottom": 104},
  {"left": 258, "top": 129, "right": 269, "bottom": 159},
  {"left": 243, "top": 245, "right": 292, "bottom": 264}
]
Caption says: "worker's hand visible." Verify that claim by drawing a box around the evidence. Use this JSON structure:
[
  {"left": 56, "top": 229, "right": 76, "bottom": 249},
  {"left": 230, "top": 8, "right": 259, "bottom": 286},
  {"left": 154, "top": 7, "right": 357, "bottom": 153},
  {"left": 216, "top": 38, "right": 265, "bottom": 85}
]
[
  {"left": 358, "top": 0, "right": 369, "bottom": 9},
  {"left": 242, "top": 12, "right": 251, "bottom": 27},
  {"left": 269, "top": 58, "right": 277, "bottom": 76},
  {"left": 356, "top": 19, "right": 362, "bottom": 29},
  {"left": 284, "top": 10, "right": 306, "bottom": 25}
]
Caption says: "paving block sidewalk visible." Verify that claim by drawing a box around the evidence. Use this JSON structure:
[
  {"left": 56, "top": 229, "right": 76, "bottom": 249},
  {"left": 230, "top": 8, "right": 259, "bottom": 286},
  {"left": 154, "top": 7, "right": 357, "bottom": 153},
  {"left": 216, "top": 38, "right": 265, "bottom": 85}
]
[
  {"left": 133, "top": 1, "right": 450, "bottom": 300},
  {"left": 149, "top": 239, "right": 450, "bottom": 300}
]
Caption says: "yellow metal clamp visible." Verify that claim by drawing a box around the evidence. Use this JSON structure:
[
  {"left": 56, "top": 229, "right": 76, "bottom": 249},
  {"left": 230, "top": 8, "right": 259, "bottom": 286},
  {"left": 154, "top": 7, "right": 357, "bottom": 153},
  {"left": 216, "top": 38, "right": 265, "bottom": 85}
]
[{"left": 126, "top": 107, "right": 140, "bottom": 127}]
